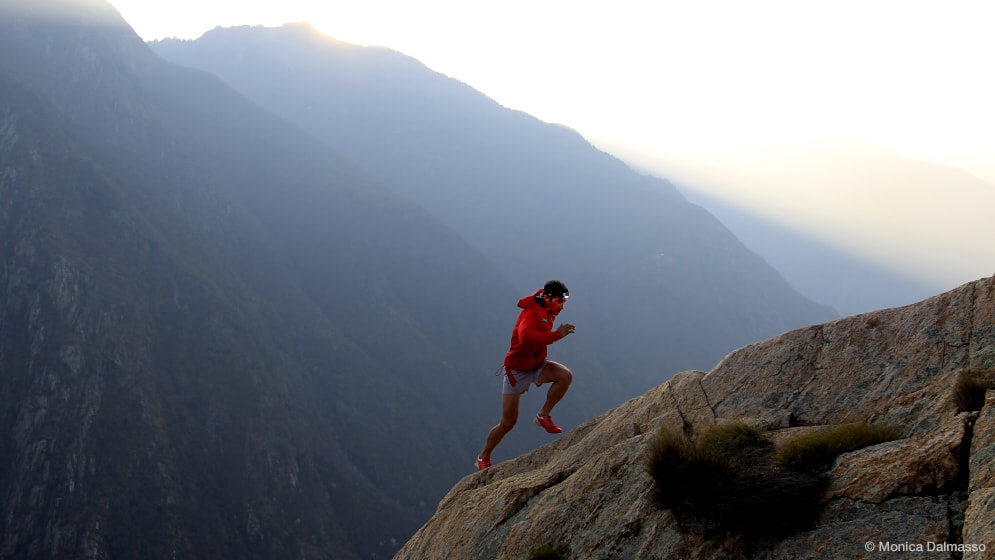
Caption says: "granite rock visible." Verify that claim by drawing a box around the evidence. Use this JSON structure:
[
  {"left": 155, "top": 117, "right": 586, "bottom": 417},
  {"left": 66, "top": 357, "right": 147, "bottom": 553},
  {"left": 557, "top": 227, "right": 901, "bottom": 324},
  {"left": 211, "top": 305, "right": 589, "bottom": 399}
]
[{"left": 396, "top": 276, "right": 995, "bottom": 559}]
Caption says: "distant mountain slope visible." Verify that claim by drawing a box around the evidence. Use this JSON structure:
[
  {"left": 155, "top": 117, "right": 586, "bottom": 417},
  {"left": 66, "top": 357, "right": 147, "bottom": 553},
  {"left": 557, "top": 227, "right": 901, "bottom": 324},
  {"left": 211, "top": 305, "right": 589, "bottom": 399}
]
[
  {"left": 652, "top": 142, "right": 995, "bottom": 314},
  {"left": 151, "top": 23, "right": 838, "bottom": 395},
  {"left": 0, "top": 3, "right": 531, "bottom": 559},
  {"left": 677, "top": 186, "right": 940, "bottom": 316}
]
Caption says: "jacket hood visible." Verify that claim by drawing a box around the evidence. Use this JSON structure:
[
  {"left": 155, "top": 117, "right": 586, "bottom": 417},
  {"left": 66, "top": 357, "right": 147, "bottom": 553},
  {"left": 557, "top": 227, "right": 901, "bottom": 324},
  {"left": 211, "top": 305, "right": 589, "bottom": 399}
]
[
  {"left": 518, "top": 290, "right": 544, "bottom": 310},
  {"left": 519, "top": 289, "right": 561, "bottom": 316}
]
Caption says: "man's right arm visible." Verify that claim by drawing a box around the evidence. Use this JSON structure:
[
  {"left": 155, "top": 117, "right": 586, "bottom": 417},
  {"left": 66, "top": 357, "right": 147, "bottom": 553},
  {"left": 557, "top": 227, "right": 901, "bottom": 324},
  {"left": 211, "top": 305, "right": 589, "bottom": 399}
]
[{"left": 516, "top": 311, "right": 563, "bottom": 349}]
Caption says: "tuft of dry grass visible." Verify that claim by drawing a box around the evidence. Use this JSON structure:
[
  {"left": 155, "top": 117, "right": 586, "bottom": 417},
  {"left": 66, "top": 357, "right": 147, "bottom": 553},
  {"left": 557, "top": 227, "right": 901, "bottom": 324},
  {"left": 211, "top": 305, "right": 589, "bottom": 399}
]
[
  {"left": 644, "top": 421, "right": 825, "bottom": 538},
  {"left": 775, "top": 421, "right": 903, "bottom": 472},
  {"left": 644, "top": 425, "right": 727, "bottom": 513},
  {"left": 527, "top": 542, "right": 565, "bottom": 560},
  {"left": 951, "top": 371, "right": 990, "bottom": 413},
  {"left": 697, "top": 422, "right": 773, "bottom": 470}
]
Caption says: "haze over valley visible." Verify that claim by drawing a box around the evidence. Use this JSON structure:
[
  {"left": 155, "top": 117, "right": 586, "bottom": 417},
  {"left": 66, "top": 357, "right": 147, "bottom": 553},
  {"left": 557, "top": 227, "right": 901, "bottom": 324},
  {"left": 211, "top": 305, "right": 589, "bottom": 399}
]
[
  {"left": 1, "top": 1, "right": 992, "bottom": 559},
  {"left": 110, "top": 0, "right": 995, "bottom": 314}
]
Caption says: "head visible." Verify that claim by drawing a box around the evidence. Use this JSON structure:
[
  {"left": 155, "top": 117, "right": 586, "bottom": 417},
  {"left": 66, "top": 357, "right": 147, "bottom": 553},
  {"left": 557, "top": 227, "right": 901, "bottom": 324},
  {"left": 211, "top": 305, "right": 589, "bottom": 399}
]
[{"left": 542, "top": 280, "right": 569, "bottom": 312}]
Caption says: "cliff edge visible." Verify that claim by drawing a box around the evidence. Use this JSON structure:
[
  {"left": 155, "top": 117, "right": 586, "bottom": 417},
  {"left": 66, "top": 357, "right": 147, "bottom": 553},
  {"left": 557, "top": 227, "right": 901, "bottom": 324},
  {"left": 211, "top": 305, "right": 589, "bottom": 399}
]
[{"left": 396, "top": 276, "right": 995, "bottom": 559}]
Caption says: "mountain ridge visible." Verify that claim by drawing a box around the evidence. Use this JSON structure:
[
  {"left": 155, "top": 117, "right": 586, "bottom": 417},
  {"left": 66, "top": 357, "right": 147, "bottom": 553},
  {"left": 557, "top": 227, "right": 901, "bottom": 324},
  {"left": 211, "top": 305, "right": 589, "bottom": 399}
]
[
  {"left": 2, "top": 4, "right": 848, "bottom": 559},
  {"left": 1, "top": 3, "right": 520, "bottom": 557},
  {"left": 649, "top": 140, "right": 995, "bottom": 314},
  {"left": 150, "top": 23, "right": 838, "bottom": 397}
]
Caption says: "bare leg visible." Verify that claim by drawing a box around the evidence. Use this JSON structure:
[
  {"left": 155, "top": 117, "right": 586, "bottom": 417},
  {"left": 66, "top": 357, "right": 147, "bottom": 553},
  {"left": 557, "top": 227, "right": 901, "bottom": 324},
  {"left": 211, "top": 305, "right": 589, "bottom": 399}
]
[
  {"left": 536, "top": 361, "right": 573, "bottom": 417},
  {"left": 479, "top": 393, "right": 521, "bottom": 462}
]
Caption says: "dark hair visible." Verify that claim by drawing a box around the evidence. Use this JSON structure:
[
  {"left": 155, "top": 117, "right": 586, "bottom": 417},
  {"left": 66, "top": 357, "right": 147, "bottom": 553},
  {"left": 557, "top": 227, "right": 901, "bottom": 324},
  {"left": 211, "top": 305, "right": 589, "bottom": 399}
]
[{"left": 543, "top": 280, "right": 569, "bottom": 299}]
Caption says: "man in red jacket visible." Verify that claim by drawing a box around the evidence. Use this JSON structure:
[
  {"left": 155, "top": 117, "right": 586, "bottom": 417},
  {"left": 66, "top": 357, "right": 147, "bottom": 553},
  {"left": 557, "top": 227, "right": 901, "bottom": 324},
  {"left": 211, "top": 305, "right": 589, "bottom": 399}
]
[{"left": 476, "top": 280, "right": 576, "bottom": 470}]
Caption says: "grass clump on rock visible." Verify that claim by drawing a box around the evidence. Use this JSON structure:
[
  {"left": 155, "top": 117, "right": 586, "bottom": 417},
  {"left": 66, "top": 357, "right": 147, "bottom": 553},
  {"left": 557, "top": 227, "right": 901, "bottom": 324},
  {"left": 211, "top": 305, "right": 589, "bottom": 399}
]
[
  {"left": 526, "top": 542, "right": 566, "bottom": 560},
  {"left": 950, "top": 370, "right": 990, "bottom": 413},
  {"left": 644, "top": 421, "right": 825, "bottom": 538},
  {"left": 775, "top": 421, "right": 903, "bottom": 473}
]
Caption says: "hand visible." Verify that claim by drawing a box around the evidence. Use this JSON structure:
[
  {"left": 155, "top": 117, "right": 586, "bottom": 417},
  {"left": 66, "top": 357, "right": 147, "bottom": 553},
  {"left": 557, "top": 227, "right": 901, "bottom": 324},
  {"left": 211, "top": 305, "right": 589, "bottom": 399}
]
[{"left": 557, "top": 323, "right": 576, "bottom": 337}]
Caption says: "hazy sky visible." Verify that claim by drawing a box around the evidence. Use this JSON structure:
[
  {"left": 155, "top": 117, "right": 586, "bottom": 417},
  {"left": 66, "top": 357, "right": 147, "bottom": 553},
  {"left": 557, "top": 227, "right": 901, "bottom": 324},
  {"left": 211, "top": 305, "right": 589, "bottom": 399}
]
[
  {"left": 109, "top": 0, "right": 993, "bottom": 163},
  {"left": 107, "top": 0, "right": 995, "bottom": 289}
]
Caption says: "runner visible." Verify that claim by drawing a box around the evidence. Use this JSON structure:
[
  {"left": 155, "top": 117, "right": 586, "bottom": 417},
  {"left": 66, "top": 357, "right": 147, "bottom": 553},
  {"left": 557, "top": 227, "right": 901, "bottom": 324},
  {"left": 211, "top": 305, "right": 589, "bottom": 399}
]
[{"left": 476, "top": 280, "right": 576, "bottom": 470}]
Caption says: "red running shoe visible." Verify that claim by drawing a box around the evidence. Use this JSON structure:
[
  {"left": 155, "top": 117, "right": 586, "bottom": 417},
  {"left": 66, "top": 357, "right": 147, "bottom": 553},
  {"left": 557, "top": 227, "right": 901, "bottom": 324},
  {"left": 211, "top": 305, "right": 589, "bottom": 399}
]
[
  {"left": 476, "top": 457, "right": 492, "bottom": 471},
  {"left": 535, "top": 414, "right": 562, "bottom": 434}
]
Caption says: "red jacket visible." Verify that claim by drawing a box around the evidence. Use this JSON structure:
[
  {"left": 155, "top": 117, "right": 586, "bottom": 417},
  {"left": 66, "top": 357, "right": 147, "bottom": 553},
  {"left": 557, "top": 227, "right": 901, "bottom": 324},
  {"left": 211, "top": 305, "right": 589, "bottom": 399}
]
[{"left": 504, "top": 290, "right": 564, "bottom": 372}]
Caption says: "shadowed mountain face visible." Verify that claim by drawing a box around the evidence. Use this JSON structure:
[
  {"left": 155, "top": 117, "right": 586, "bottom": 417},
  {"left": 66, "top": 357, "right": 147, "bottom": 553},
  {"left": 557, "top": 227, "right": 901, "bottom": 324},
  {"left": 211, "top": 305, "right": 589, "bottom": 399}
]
[
  {"left": 2, "top": 4, "right": 835, "bottom": 559},
  {"left": 0, "top": 3, "right": 520, "bottom": 559},
  {"left": 151, "top": 23, "right": 837, "bottom": 394}
]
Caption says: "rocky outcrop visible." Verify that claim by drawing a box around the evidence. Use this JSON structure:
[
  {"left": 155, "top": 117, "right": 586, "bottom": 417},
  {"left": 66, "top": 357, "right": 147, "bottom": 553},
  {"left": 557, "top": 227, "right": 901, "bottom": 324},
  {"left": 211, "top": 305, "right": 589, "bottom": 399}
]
[{"left": 396, "top": 276, "right": 995, "bottom": 559}]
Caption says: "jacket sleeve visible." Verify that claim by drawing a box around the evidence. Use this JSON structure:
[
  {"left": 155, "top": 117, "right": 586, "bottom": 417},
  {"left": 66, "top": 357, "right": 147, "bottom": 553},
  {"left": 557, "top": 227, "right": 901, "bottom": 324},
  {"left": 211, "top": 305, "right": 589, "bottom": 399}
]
[{"left": 515, "top": 310, "right": 563, "bottom": 350}]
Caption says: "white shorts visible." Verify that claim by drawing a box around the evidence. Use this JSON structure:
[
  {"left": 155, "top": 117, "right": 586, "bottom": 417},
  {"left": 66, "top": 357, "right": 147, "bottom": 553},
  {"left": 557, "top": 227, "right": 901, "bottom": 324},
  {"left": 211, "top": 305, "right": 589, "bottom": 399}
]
[{"left": 502, "top": 360, "right": 549, "bottom": 395}]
